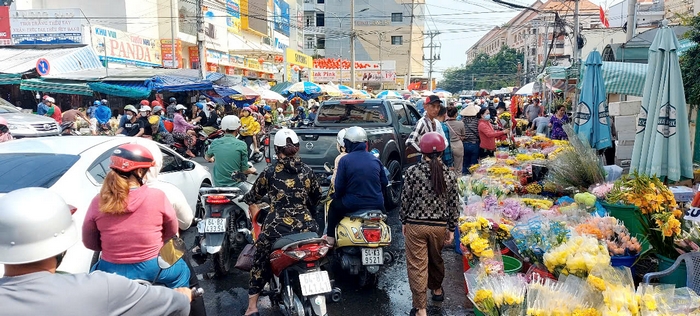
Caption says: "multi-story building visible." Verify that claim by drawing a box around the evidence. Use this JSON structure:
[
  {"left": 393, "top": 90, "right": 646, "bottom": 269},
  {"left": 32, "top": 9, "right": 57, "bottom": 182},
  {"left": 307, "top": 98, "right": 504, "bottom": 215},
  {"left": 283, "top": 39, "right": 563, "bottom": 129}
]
[
  {"left": 608, "top": 0, "right": 664, "bottom": 28},
  {"left": 666, "top": 0, "right": 695, "bottom": 23},
  {"left": 302, "top": 0, "right": 326, "bottom": 57}
]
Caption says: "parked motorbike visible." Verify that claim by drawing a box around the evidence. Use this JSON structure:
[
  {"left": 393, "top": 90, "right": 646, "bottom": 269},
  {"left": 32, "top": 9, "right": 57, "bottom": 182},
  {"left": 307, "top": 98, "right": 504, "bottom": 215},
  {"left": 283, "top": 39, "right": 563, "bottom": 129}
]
[
  {"left": 196, "top": 169, "right": 254, "bottom": 277},
  {"left": 321, "top": 149, "right": 394, "bottom": 288},
  {"left": 251, "top": 206, "right": 342, "bottom": 316}
]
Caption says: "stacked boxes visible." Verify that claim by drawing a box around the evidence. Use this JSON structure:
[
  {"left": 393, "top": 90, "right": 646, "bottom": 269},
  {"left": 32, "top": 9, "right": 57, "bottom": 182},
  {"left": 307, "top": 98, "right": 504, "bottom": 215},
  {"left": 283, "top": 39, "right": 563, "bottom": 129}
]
[{"left": 609, "top": 100, "right": 642, "bottom": 171}]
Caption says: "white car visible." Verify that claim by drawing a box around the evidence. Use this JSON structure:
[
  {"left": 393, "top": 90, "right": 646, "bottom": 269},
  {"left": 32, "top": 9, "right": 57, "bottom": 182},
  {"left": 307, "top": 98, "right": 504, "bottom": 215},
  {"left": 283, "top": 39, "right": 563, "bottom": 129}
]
[{"left": 0, "top": 136, "right": 212, "bottom": 275}]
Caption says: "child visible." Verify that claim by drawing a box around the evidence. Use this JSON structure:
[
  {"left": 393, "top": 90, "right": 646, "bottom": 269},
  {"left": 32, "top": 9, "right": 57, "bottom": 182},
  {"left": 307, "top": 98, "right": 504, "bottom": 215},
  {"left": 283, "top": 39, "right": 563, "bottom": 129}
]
[
  {"left": 240, "top": 105, "right": 261, "bottom": 157},
  {"left": 330, "top": 128, "right": 348, "bottom": 186}
]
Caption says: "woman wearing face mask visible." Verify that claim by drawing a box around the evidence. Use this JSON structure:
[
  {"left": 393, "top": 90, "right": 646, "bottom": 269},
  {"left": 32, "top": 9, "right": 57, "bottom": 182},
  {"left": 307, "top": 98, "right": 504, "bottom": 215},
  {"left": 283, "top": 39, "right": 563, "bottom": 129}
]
[
  {"left": 477, "top": 108, "right": 508, "bottom": 158},
  {"left": 0, "top": 116, "right": 13, "bottom": 142},
  {"left": 172, "top": 104, "right": 198, "bottom": 158}
]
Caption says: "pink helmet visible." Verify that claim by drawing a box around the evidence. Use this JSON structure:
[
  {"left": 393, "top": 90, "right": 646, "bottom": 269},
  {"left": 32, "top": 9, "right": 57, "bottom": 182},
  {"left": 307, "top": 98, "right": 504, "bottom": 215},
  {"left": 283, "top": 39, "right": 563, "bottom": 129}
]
[{"left": 0, "top": 116, "right": 8, "bottom": 126}]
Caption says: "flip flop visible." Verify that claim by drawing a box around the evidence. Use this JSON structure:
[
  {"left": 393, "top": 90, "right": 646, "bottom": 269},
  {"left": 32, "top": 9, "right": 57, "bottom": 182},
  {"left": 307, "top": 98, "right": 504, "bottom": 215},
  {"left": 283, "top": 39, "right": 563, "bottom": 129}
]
[{"left": 431, "top": 288, "right": 445, "bottom": 302}]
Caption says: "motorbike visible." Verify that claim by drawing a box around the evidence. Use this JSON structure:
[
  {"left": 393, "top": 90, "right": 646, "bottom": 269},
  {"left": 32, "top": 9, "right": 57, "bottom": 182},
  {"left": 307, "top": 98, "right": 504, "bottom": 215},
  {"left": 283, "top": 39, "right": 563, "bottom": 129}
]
[
  {"left": 196, "top": 169, "right": 254, "bottom": 277},
  {"left": 251, "top": 205, "right": 342, "bottom": 316},
  {"left": 321, "top": 149, "right": 395, "bottom": 288},
  {"left": 135, "top": 236, "right": 205, "bottom": 316},
  {"left": 60, "top": 121, "right": 80, "bottom": 136},
  {"left": 199, "top": 129, "right": 225, "bottom": 158}
]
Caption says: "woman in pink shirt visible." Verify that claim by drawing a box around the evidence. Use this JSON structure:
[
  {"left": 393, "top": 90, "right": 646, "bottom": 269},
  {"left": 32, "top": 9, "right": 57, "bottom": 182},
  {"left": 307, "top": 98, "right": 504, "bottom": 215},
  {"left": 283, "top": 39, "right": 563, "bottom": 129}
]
[
  {"left": 477, "top": 108, "right": 508, "bottom": 158},
  {"left": 82, "top": 143, "right": 189, "bottom": 288},
  {"left": 172, "top": 104, "right": 197, "bottom": 157}
]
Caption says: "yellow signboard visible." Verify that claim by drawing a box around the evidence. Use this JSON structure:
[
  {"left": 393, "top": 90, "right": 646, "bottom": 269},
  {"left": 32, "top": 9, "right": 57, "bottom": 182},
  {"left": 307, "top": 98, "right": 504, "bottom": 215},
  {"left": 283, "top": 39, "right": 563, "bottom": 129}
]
[{"left": 285, "top": 48, "right": 313, "bottom": 82}]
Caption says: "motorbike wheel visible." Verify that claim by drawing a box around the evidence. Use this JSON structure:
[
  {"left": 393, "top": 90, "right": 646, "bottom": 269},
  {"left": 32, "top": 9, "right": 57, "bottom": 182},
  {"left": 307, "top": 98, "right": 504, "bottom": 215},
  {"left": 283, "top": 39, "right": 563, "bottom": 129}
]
[
  {"left": 201, "top": 143, "right": 209, "bottom": 159},
  {"left": 212, "top": 232, "right": 232, "bottom": 278},
  {"left": 357, "top": 269, "right": 378, "bottom": 288},
  {"left": 195, "top": 182, "right": 211, "bottom": 222},
  {"left": 284, "top": 292, "right": 304, "bottom": 316},
  {"left": 384, "top": 160, "right": 402, "bottom": 210}
]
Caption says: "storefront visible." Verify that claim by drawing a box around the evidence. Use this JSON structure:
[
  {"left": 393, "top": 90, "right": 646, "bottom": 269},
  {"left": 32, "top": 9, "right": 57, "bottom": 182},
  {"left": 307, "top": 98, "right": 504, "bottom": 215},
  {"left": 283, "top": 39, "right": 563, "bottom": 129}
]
[
  {"left": 311, "top": 58, "right": 396, "bottom": 88},
  {"left": 90, "top": 25, "right": 162, "bottom": 68},
  {"left": 285, "top": 48, "right": 313, "bottom": 82}
]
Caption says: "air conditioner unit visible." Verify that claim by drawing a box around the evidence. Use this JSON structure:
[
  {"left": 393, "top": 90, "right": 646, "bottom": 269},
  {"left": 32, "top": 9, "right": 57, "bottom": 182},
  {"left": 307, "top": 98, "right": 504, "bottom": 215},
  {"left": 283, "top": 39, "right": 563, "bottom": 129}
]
[{"left": 263, "top": 37, "right": 272, "bottom": 45}]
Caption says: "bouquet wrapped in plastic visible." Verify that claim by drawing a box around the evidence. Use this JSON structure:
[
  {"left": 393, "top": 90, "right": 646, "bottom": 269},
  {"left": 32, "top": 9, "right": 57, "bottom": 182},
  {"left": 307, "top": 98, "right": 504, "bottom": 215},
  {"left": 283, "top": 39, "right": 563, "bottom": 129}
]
[
  {"left": 543, "top": 235, "right": 611, "bottom": 278},
  {"left": 459, "top": 214, "right": 512, "bottom": 262},
  {"left": 511, "top": 216, "right": 570, "bottom": 266},
  {"left": 466, "top": 264, "right": 526, "bottom": 316},
  {"left": 636, "top": 284, "right": 700, "bottom": 315},
  {"left": 575, "top": 216, "right": 644, "bottom": 257},
  {"left": 526, "top": 274, "right": 602, "bottom": 315}
]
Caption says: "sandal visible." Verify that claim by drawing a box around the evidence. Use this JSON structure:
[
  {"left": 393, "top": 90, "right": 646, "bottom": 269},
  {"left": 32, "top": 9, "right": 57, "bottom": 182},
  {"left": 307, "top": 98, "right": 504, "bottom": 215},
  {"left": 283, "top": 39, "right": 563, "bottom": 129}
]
[
  {"left": 409, "top": 308, "right": 418, "bottom": 316},
  {"left": 431, "top": 287, "right": 445, "bottom": 302}
]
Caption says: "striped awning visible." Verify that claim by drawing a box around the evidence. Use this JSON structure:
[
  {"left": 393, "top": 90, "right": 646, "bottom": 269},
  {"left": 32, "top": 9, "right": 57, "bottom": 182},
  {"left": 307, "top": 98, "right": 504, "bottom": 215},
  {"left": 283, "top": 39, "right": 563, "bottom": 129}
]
[
  {"left": 580, "top": 62, "right": 648, "bottom": 97},
  {"left": 19, "top": 79, "right": 93, "bottom": 96},
  {"left": 0, "top": 46, "right": 103, "bottom": 76},
  {"left": 0, "top": 73, "right": 21, "bottom": 84}
]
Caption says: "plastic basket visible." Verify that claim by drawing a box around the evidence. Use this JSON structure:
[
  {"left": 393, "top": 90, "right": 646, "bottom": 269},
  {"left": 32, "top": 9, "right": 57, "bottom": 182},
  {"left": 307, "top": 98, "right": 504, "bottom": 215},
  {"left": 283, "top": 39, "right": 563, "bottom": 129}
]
[
  {"left": 611, "top": 254, "right": 640, "bottom": 276},
  {"left": 503, "top": 255, "right": 523, "bottom": 274},
  {"left": 657, "top": 254, "right": 687, "bottom": 288},
  {"left": 474, "top": 308, "right": 485, "bottom": 316},
  {"left": 601, "top": 201, "right": 649, "bottom": 238}
]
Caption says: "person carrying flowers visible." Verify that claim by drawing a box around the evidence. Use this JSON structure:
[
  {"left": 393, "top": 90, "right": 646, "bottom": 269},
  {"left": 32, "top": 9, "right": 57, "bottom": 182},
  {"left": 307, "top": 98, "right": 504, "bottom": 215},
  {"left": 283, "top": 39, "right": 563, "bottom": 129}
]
[{"left": 400, "top": 132, "right": 460, "bottom": 316}]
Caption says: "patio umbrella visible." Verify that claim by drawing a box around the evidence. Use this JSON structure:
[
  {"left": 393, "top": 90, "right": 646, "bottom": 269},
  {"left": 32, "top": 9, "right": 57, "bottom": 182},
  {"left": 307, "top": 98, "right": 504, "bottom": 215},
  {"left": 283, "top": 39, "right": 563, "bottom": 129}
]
[
  {"left": 631, "top": 20, "right": 693, "bottom": 181},
  {"left": 514, "top": 82, "right": 535, "bottom": 96},
  {"left": 285, "top": 81, "right": 322, "bottom": 94},
  {"left": 573, "top": 50, "right": 612, "bottom": 151},
  {"left": 336, "top": 84, "right": 355, "bottom": 95},
  {"left": 260, "top": 89, "right": 285, "bottom": 102},
  {"left": 434, "top": 91, "right": 452, "bottom": 98},
  {"left": 376, "top": 90, "right": 402, "bottom": 99},
  {"left": 358, "top": 90, "right": 372, "bottom": 98},
  {"left": 230, "top": 85, "right": 260, "bottom": 98},
  {"left": 421, "top": 90, "right": 435, "bottom": 97},
  {"left": 319, "top": 84, "right": 343, "bottom": 97}
]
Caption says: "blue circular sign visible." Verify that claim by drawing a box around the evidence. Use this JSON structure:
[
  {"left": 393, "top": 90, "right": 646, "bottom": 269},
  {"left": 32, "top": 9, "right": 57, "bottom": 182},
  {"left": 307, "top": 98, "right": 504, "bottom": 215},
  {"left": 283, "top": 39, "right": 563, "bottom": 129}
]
[{"left": 36, "top": 58, "right": 50, "bottom": 76}]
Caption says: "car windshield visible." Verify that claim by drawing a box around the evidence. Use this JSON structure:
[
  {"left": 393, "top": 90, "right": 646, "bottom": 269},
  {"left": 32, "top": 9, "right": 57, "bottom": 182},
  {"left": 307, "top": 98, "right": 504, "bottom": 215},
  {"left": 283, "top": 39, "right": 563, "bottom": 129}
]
[
  {"left": 317, "top": 101, "right": 389, "bottom": 124},
  {"left": 0, "top": 153, "right": 80, "bottom": 193},
  {"left": 0, "top": 104, "right": 19, "bottom": 114}
]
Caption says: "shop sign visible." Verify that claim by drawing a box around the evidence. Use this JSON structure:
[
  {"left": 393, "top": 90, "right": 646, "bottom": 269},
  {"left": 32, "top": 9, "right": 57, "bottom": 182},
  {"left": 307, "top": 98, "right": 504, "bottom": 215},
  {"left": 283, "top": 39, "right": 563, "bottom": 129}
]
[
  {"left": 354, "top": 20, "right": 391, "bottom": 27},
  {"left": 285, "top": 48, "right": 313, "bottom": 68},
  {"left": 312, "top": 69, "right": 396, "bottom": 83},
  {"left": 226, "top": 0, "right": 241, "bottom": 34},
  {"left": 91, "top": 25, "right": 161, "bottom": 67},
  {"left": 274, "top": 36, "right": 289, "bottom": 52},
  {"left": 161, "top": 39, "right": 183, "bottom": 68},
  {"left": 231, "top": 55, "right": 245, "bottom": 67},
  {"left": 296, "top": 3, "right": 303, "bottom": 50},
  {"left": 10, "top": 9, "right": 82, "bottom": 45},
  {"left": 188, "top": 47, "right": 199, "bottom": 63},
  {"left": 245, "top": 58, "right": 262, "bottom": 71},
  {"left": 0, "top": 7, "right": 11, "bottom": 46},
  {"left": 273, "top": 0, "right": 290, "bottom": 37},
  {"left": 313, "top": 58, "right": 396, "bottom": 71}
]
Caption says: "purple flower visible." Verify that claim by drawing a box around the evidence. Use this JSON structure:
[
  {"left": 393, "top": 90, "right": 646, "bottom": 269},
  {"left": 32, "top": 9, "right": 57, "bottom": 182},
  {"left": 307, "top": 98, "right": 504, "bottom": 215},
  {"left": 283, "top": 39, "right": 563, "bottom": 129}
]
[{"left": 500, "top": 198, "right": 533, "bottom": 221}]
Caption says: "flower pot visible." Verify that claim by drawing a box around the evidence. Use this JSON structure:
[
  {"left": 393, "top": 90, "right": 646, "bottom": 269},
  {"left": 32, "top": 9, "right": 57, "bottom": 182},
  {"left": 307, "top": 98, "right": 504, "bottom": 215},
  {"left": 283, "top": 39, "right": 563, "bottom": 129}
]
[
  {"left": 656, "top": 254, "right": 687, "bottom": 288},
  {"left": 611, "top": 254, "right": 639, "bottom": 276},
  {"left": 600, "top": 201, "right": 649, "bottom": 238}
]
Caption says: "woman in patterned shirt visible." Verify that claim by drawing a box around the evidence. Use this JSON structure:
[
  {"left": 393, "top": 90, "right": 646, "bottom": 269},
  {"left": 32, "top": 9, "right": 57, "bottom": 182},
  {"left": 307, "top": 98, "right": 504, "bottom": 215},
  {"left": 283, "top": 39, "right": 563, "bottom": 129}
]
[
  {"left": 242, "top": 128, "right": 323, "bottom": 316},
  {"left": 400, "top": 132, "right": 460, "bottom": 316}
]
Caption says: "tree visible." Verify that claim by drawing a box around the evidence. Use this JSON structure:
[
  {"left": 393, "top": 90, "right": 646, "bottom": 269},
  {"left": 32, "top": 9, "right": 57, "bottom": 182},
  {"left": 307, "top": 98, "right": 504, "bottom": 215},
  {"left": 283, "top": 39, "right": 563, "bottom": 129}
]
[
  {"left": 438, "top": 46, "right": 524, "bottom": 93},
  {"left": 680, "top": 15, "right": 700, "bottom": 111}
]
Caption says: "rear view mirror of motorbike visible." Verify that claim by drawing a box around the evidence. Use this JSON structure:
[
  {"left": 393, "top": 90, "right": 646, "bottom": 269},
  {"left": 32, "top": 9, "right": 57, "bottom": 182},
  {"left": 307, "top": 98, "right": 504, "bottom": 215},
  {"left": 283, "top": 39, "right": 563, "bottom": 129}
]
[
  {"left": 323, "top": 162, "right": 333, "bottom": 173},
  {"left": 158, "top": 236, "right": 187, "bottom": 269}
]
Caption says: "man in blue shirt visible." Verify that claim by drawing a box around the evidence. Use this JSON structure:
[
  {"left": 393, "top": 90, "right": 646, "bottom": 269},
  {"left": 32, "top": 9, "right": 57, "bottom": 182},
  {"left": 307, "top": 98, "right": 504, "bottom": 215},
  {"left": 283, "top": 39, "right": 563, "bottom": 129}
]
[
  {"left": 326, "top": 126, "right": 388, "bottom": 246},
  {"left": 36, "top": 97, "right": 50, "bottom": 116}
]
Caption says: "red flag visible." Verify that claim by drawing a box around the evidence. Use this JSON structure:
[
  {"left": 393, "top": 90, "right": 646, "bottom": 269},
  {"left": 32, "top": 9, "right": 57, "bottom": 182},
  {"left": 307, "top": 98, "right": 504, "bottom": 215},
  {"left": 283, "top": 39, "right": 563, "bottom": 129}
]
[{"left": 599, "top": 6, "right": 609, "bottom": 28}]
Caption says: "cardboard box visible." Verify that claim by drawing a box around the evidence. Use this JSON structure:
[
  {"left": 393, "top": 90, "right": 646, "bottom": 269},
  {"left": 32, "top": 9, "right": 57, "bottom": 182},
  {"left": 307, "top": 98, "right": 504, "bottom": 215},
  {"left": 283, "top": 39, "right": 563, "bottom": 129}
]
[
  {"left": 616, "top": 145, "right": 634, "bottom": 160},
  {"left": 617, "top": 129, "right": 637, "bottom": 141},
  {"left": 609, "top": 100, "right": 642, "bottom": 116},
  {"left": 615, "top": 158, "right": 631, "bottom": 168},
  {"left": 616, "top": 140, "right": 635, "bottom": 147},
  {"left": 614, "top": 115, "right": 637, "bottom": 131}
]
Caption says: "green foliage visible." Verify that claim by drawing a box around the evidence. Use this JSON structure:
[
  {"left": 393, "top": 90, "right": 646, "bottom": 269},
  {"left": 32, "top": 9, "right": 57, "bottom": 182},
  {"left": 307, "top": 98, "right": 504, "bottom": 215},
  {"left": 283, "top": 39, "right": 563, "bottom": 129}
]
[
  {"left": 680, "top": 15, "right": 700, "bottom": 111},
  {"left": 438, "top": 45, "right": 524, "bottom": 93}
]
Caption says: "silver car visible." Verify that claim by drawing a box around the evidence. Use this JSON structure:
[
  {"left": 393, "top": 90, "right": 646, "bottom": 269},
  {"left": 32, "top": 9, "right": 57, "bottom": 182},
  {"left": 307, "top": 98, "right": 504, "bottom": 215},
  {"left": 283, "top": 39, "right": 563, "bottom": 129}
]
[{"left": 0, "top": 101, "right": 60, "bottom": 138}]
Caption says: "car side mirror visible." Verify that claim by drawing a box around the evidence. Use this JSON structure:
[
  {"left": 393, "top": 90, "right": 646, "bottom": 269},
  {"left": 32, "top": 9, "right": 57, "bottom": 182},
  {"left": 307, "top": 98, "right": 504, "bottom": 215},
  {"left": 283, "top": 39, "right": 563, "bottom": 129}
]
[{"left": 182, "top": 160, "right": 196, "bottom": 171}]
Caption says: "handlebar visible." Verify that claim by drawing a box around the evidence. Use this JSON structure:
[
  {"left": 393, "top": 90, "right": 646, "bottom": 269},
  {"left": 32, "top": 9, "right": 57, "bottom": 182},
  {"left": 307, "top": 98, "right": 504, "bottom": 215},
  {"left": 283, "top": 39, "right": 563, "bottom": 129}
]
[{"left": 192, "top": 287, "right": 204, "bottom": 298}]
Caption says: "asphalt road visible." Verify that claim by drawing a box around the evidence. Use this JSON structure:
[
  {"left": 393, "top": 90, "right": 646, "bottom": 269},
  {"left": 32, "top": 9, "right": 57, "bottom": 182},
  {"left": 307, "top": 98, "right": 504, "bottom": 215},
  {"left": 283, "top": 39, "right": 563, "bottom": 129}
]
[{"left": 187, "top": 157, "right": 474, "bottom": 316}]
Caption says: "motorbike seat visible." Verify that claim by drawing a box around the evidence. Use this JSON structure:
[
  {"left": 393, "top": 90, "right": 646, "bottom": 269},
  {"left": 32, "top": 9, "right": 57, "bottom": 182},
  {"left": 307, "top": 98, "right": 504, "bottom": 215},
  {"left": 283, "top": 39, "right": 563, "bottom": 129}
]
[
  {"left": 348, "top": 209, "right": 384, "bottom": 218},
  {"left": 272, "top": 232, "right": 319, "bottom": 250}
]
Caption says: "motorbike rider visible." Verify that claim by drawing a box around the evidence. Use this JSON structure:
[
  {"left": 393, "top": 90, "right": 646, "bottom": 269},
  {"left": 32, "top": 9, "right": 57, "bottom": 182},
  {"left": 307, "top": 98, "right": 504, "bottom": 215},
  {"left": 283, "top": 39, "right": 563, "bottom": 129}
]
[
  {"left": 117, "top": 105, "right": 145, "bottom": 137},
  {"left": 205, "top": 115, "right": 257, "bottom": 187},
  {"left": 0, "top": 187, "right": 192, "bottom": 316},
  {"left": 240, "top": 106, "right": 261, "bottom": 158},
  {"left": 0, "top": 116, "right": 13, "bottom": 142},
  {"left": 191, "top": 102, "right": 206, "bottom": 124},
  {"left": 173, "top": 104, "right": 198, "bottom": 158},
  {"left": 150, "top": 105, "right": 175, "bottom": 145},
  {"left": 262, "top": 105, "right": 273, "bottom": 132},
  {"left": 242, "top": 128, "right": 323, "bottom": 316},
  {"left": 326, "top": 126, "right": 388, "bottom": 246},
  {"left": 138, "top": 105, "right": 153, "bottom": 139},
  {"left": 289, "top": 106, "right": 306, "bottom": 127},
  {"left": 330, "top": 128, "right": 347, "bottom": 186},
  {"left": 82, "top": 144, "right": 190, "bottom": 288},
  {"left": 201, "top": 102, "right": 219, "bottom": 135},
  {"left": 166, "top": 97, "right": 178, "bottom": 119},
  {"left": 94, "top": 100, "right": 113, "bottom": 135}
]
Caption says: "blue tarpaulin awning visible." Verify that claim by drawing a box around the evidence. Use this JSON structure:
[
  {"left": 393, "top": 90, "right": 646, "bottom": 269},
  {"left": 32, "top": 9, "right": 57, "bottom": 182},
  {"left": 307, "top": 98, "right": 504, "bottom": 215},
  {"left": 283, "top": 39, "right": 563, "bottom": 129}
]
[
  {"left": 88, "top": 81, "right": 151, "bottom": 99},
  {"left": 145, "top": 75, "right": 214, "bottom": 92}
]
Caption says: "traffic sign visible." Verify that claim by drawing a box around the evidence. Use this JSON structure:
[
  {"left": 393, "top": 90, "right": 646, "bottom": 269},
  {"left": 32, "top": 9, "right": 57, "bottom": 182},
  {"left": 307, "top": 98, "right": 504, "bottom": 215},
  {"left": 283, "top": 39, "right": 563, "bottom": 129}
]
[{"left": 36, "top": 58, "right": 50, "bottom": 76}]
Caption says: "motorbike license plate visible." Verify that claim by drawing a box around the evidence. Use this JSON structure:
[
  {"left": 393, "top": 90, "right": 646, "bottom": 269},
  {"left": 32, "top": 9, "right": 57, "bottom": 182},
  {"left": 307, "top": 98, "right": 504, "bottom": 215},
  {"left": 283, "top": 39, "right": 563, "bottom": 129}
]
[
  {"left": 298, "top": 271, "right": 332, "bottom": 296},
  {"left": 204, "top": 218, "right": 226, "bottom": 233},
  {"left": 361, "top": 248, "right": 384, "bottom": 265}
]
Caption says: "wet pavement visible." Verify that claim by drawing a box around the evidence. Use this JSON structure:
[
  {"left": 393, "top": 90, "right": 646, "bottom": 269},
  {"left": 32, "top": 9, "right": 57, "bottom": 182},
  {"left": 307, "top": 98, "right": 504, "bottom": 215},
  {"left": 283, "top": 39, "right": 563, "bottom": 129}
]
[{"left": 189, "top": 158, "right": 474, "bottom": 316}]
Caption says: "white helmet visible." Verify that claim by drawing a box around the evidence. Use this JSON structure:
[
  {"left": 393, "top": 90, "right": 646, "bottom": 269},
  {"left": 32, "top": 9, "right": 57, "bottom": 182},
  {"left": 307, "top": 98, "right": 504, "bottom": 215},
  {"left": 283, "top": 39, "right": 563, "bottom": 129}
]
[
  {"left": 0, "top": 187, "right": 78, "bottom": 264},
  {"left": 336, "top": 128, "right": 347, "bottom": 148},
  {"left": 343, "top": 126, "right": 368, "bottom": 143},
  {"left": 277, "top": 108, "right": 284, "bottom": 113},
  {"left": 139, "top": 105, "right": 151, "bottom": 112},
  {"left": 175, "top": 104, "right": 187, "bottom": 111},
  {"left": 274, "top": 127, "right": 299, "bottom": 147},
  {"left": 220, "top": 115, "right": 241, "bottom": 131}
]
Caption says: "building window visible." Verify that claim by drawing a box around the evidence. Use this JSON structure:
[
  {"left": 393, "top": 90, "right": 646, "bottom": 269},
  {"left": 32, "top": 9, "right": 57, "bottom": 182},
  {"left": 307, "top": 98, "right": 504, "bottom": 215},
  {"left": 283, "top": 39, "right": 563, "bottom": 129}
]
[
  {"left": 391, "top": 36, "right": 403, "bottom": 45},
  {"left": 555, "top": 43, "right": 564, "bottom": 48},
  {"left": 317, "top": 0, "right": 324, "bottom": 3},
  {"left": 305, "top": 15, "right": 313, "bottom": 27},
  {"left": 391, "top": 13, "right": 403, "bottom": 22},
  {"left": 317, "top": 38, "right": 326, "bottom": 49},
  {"left": 316, "top": 13, "right": 325, "bottom": 27},
  {"left": 305, "top": 38, "right": 314, "bottom": 50},
  {"left": 531, "top": 48, "right": 536, "bottom": 55}
]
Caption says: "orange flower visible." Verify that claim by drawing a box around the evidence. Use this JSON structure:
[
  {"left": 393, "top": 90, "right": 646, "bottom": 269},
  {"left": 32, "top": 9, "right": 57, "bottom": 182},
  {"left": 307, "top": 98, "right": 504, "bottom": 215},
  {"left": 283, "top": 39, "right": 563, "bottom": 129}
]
[{"left": 673, "top": 208, "right": 683, "bottom": 218}]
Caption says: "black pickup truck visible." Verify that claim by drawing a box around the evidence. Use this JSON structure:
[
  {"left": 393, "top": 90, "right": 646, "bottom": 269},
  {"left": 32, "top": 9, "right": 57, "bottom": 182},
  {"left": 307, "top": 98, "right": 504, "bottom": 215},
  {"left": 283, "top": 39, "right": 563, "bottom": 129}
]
[{"left": 267, "top": 98, "right": 424, "bottom": 208}]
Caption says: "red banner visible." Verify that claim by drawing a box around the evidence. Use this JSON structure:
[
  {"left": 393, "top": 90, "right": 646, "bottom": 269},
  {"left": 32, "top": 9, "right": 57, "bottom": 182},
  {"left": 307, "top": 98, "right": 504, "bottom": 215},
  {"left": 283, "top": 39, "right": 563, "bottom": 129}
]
[{"left": 0, "top": 6, "right": 11, "bottom": 46}]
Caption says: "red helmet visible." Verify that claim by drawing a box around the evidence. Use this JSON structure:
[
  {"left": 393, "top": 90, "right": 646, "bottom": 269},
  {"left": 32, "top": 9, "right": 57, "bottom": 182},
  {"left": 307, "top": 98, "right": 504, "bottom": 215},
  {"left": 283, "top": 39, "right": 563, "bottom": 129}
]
[
  {"left": 140, "top": 100, "right": 150, "bottom": 106},
  {"left": 249, "top": 105, "right": 258, "bottom": 112},
  {"left": 151, "top": 100, "right": 161, "bottom": 107},
  {"left": 419, "top": 132, "right": 446, "bottom": 154},
  {"left": 109, "top": 144, "right": 155, "bottom": 173}
]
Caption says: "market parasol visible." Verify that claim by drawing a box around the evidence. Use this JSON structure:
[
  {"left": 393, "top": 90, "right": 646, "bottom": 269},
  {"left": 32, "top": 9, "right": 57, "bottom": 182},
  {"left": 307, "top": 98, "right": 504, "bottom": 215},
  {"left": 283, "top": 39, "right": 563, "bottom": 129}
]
[
  {"left": 319, "top": 84, "right": 343, "bottom": 96},
  {"left": 433, "top": 91, "right": 452, "bottom": 98},
  {"left": 514, "top": 82, "right": 535, "bottom": 96},
  {"left": 421, "top": 90, "right": 435, "bottom": 97},
  {"left": 376, "top": 90, "right": 402, "bottom": 99},
  {"left": 335, "top": 84, "right": 355, "bottom": 95},
  {"left": 230, "top": 85, "right": 260, "bottom": 98},
  {"left": 630, "top": 20, "right": 693, "bottom": 181},
  {"left": 573, "top": 51, "right": 612, "bottom": 151},
  {"left": 358, "top": 90, "right": 372, "bottom": 98},
  {"left": 285, "top": 81, "right": 322, "bottom": 94},
  {"left": 259, "top": 89, "right": 286, "bottom": 102}
]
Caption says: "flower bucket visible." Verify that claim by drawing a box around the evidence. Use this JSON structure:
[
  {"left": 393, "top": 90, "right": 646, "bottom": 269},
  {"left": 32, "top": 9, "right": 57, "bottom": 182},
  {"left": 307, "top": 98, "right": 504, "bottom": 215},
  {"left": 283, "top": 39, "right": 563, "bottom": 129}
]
[
  {"left": 455, "top": 229, "right": 463, "bottom": 255},
  {"left": 474, "top": 308, "right": 485, "bottom": 316},
  {"left": 656, "top": 254, "right": 687, "bottom": 288},
  {"left": 611, "top": 254, "right": 639, "bottom": 276},
  {"left": 503, "top": 255, "right": 522, "bottom": 274},
  {"left": 600, "top": 201, "right": 649, "bottom": 238}
]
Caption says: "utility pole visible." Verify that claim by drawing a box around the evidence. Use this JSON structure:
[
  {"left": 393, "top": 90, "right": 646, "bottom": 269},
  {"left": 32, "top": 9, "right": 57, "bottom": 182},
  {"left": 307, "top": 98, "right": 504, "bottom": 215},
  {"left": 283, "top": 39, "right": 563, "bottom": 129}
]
[
  {"left": 423, "top": 31, "right": 440, "bottom": 91},
  {"left": 170, "top": 0, "right": 176, "bottom": 69},
  {"left": 573, "top": 0, "right": 580, "bottom": 66},
  {"left": 196, "top": 0, "right": 206, "bottom": 79},
  {"left": 379, "top": 32, "right": 384, "bottom": 90},
  {"left": 626, "top": 0, "right": 637, "bottom": 41},
  {"left": 350, "top": 0, "right": 357, "bottom": 88},
  {"left": 405, "top": 0, "right": 416, "bottom": 90}
]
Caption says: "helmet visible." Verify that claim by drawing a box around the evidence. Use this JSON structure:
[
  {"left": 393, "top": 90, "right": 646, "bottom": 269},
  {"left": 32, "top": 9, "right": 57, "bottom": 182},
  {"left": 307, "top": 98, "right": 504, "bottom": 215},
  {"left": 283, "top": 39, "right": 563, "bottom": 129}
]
[
  {"left": 151, "top": 100, "right": 161, "bottom": 107},
  {"left": 0, "top": 187, "right": 78, "bottom": 264},
  {"left": 249, "top": 105, "right": 258, "bottom": 112},
  {"left": 241, "top": 106, "right": 252, "bottom": 113},
  {"left": 336, "top": 128, "right": 347, "bottom": 148},
  {"left": 175, "top": 104, "right": 187, "bottom": 111},
  {"left": 343, "top": 126, "right": 368, "bottom": 143},
  {"left": 418, "top": 132, "right": 446, "bottom": 154},
  {"left": 139, "top": 105, "right": 151, "bottom": 112},
  {"left": 0, "top": 116, "right": 8, "bottom": 126},
  {"left": 140, "top": 100, "right": 150, "bottom": 106},
  {"left": 277, "top": 108, "right": 283, "bottom": 113},
  {"left": 109, "top": 143, "right": 155, "bottom": 173},
  {"left": 297, "top": 106, "right": 304, "bottom": 113},
  {"left": 274, "top": 127, "right": 299, "bottom": 147},
  {"left": 148, "top": 115, "right": 160, "bottom": 125},
  {"left": 152, "top": 105, "right": 163, "bottom": 113},
  {"left": 220, "top": 115, "right": 241, "bottom": 131},
  {"left": 196, "top": 102, "right": 204, "bottom": 110},
  {"left": 198, "top": 95, "right": 207, "bottom": 101},
  {"left": 263, "top": 105, "right": 271, "bottom": 112},
  {"left": 124, "top": 105, "right": 138, "bottom": 114},
  {"left": 46, "top": 97, "right": 55, "bottom": 103},
  {"left": 101, "top": 99, "right": 108, "bottom": 105},
  {"left": 169, "top": 97, "right": 177, "bottom": 103},
  {"left": 93, "top": 100, "right": 101, "bottom": 106},
  {"left": 206, "top": 101, "right": 216, "bottom": 108}
]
